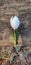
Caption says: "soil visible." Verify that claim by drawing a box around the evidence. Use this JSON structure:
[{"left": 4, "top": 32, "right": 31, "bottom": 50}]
[
  {"left": 0, "top": 0, "right": 31, "bottom": 65},
  {"left": 0, "top": 46, "right": 31, "bottom": 65}
]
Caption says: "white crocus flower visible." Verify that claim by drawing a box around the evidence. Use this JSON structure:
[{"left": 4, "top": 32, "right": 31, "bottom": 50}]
[
  {"left": 10, "top": 16, "right": 20, "bottom": 30},
  {"left": 10, "top": 16, "right": 20, "bottom": 48}
]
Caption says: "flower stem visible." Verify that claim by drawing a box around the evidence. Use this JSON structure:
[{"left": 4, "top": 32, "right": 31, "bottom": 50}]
[{"left": 14, "top": 31, "right": 16, "bottom": 47}]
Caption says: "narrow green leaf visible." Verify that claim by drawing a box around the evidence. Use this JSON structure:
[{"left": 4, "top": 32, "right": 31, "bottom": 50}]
[
  {"left": 16, "top": 29, "right": 19, "bottom": 43},
  {"left": 14, "top": 32, "right": 16, "bottom": 47}
]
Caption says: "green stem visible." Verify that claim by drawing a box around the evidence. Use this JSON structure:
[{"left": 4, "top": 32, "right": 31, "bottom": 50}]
[{"left": 14, "top": 31, "right": 16, "bottom": 47}]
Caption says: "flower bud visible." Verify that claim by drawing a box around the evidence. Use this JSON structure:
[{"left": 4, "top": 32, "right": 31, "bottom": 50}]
[{"left": 10, "top": 16, "right": 20, "bottom": 30}]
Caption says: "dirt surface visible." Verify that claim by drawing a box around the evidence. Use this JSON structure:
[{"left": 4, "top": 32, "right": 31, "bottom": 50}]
[
  {"left": 0, "top": 0, "right": 31, "bottom": 46},
  {"left": 0, "top": 0, "right": 31, "bottom": 45},
  {"left": 0, "top": 46, "right": 31, "bottom": 65},
  {"left": 0, "top": 0, "right": 31, "bottom": 65}
]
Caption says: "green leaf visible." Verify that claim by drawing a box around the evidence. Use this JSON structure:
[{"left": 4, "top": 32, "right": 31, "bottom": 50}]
[
  {"left": 11, "top": 29, "right": 19, "bottom": 47},
  {"left": 16, "top": 29, "right": 19, "bottom": 43},
  {"left": 14, "top": 29, "right": 19, "bottom": 47},
  {"left": 14, "top": 32, "right": 16, "bottom": 47}
]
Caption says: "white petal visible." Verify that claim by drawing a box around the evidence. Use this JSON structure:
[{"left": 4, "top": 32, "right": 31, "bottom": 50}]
[{"left": 10, "top": 16, "right": 20, "bottom": 30}]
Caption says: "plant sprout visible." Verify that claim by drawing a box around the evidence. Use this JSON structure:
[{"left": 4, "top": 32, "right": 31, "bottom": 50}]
[{"left": 10, "top": 16, "right": 20, "bottom": 48}]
